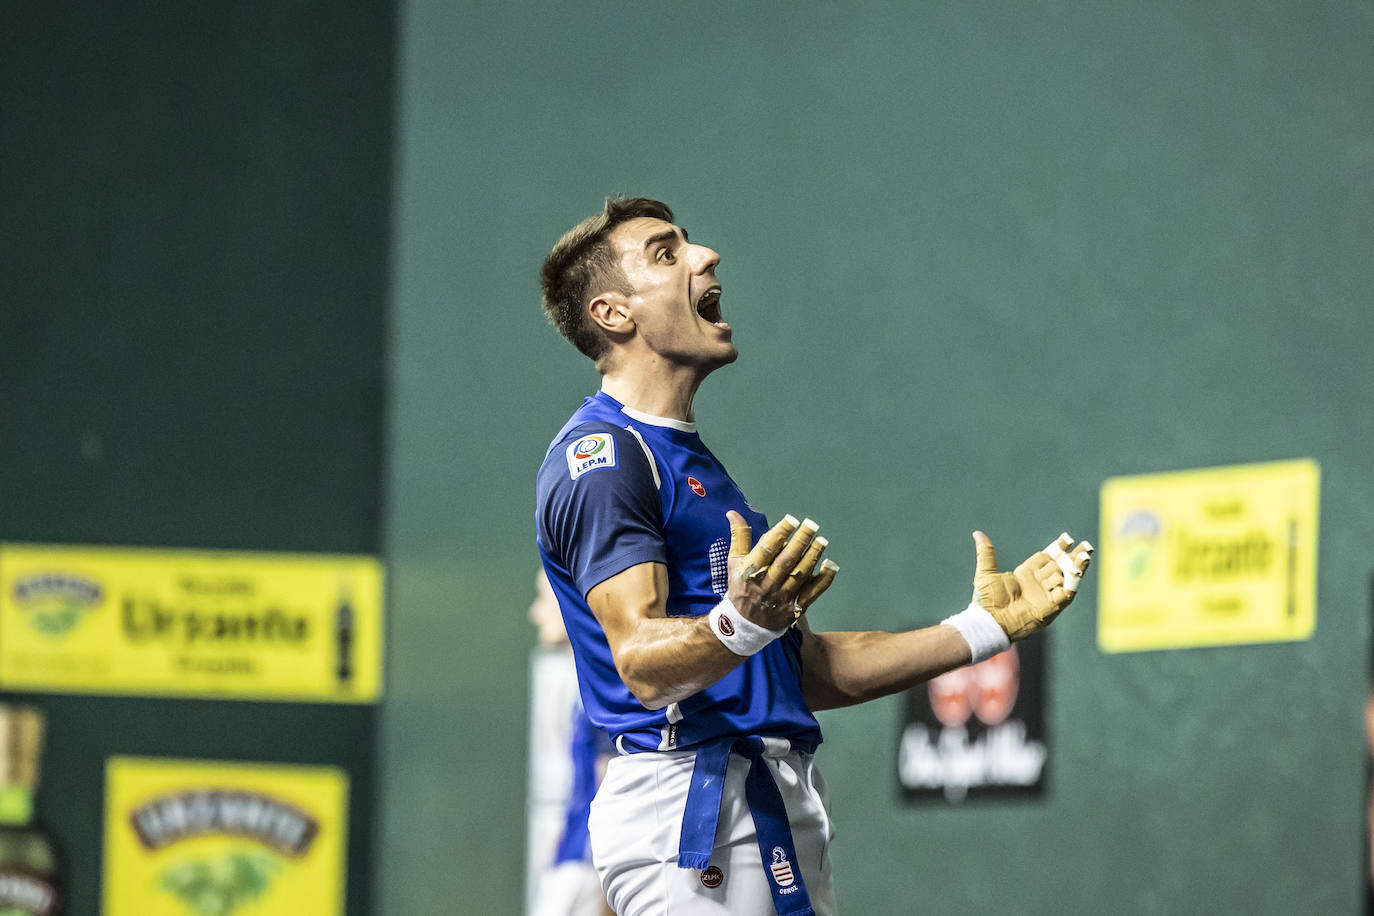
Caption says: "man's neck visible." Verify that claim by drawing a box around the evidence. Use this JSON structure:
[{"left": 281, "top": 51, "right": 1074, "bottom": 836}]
[{"left": 600, "top": 362, "right": 704, "bottom": 424}]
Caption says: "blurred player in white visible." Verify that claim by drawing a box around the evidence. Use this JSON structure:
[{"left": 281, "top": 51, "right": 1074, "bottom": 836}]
[
  {"left": 527, "top": 569, "right": 615, "bottom": 916},
  {"left": 535, "top": 198, "right": 1092, "bottom": 915}
]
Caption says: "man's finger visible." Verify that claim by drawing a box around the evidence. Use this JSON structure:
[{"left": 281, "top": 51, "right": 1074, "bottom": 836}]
[
  {"left": 1043, "top": 532, "right": 1075, "bottom": 577},
  {"left": 1038, "top": 567, "right": 1064, "bottom": 592},
  {"left": 727, "top": 510, "right": 754, "bottom": 558},
  {"left": 764, "top": 517, "right": 819, "bottom": 585},
  {"left": 1044, "top": 532, "right": 1091, "bottom": 592},
  {"left": 973, "top": 530, "right": 998, "bottom": 575},
  {"left": 1067, "top": 545, "right": 1092, "bottom": 592},
  {"left": 1064, "top": 553, "right": 1091, "bottom": 593},
  {"left": 795, "top": 558, "right": 839, "bottom": 611},
  {"left": 1043, "top": 532, "right": 1073, "bottom": 561},
  {"left": 1072, "top": 540, "right": 1094, "bottom": 574},
  {"left": 742, "top": 515, "right": 801, "bottom": 576},
  {"left": 782, "top": 534, "right": 829, "bottom": 596}
]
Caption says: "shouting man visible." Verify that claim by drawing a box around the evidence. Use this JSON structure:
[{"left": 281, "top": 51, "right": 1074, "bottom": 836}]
[{"left": 534, "top": 197, "right": 1092, "bottom": 916}]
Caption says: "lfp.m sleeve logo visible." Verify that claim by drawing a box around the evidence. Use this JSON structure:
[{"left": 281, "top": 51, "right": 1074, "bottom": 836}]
[{"left": 565, "top": 433, "right": 617, "bottom": 480}]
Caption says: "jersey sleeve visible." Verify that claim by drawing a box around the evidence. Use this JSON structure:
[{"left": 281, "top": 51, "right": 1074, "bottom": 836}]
[{"left": 536, "top": 423, "right": 666, "bottom": 597}]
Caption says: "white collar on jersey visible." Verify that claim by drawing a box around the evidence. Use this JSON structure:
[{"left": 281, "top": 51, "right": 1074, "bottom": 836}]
[{"left": 620, "top": 404, "right": 697, "bottom": 433}]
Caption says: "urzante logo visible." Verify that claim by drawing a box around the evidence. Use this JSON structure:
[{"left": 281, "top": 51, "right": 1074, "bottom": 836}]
[
  {"left": 566, "top": 434, "right": 616, "bottom": 480},
  {"left": 11, "top": 572, "right": 103, "bottom": 637}
]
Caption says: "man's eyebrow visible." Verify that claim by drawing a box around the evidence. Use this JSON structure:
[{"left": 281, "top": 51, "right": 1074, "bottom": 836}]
[{"left": 643, "top": 227, "right": 687, "bottom": 250}]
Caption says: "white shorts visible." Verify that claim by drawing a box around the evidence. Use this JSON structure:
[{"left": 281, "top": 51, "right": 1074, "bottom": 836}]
[{"left": 588, "top": 748, "right": 837, "bottom": 916}]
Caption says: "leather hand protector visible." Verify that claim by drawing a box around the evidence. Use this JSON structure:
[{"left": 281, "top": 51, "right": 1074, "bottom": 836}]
[{"left": 972, "top": 531, "right": 1093, "bottom": 642}]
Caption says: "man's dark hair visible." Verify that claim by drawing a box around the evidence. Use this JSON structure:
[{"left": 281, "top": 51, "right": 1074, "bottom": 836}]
[{"left": 541, "top": 197, "right": 674, "bottom": 363}]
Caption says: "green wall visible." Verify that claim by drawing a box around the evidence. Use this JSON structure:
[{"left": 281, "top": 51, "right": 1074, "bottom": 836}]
[
  {"left": 383, "top": 1, "right": 1374, "bottom": 914},
  {"left": 2, "top": 4, "right": 395, "bottom": 912}
]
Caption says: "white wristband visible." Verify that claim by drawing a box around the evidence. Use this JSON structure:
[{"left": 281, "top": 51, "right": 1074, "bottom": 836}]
[
  {"left": 708, "top": 597, "right": 787, "bottom": 657},
  {"left": 941, "top": 602, "right": 1011, "bottom": 664}
]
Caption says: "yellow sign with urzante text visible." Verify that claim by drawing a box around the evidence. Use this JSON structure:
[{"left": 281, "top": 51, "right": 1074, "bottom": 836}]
[
  {"left": 1098, "top": 459, "right": 1319, "bottom": 653},
  {"left": 0, "top": 544, "right": 382, "bottom": 702},
  {"left": 104, "top": 757, "right": 347, "bottom": 916}
]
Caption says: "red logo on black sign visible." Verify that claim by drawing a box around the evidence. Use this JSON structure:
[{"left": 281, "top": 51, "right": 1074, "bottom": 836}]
[
  {"left": 717, "top": 615, "right": 735, "bottom": 637},
  {"left": 688, "top": 476, "right": 706, "bottom": 497},
  {"left": 700, "top": 866, "right": 724, "bottom": 888},
  {"left": 928, "top": 645, "right": 1020, "bottom": 728}
]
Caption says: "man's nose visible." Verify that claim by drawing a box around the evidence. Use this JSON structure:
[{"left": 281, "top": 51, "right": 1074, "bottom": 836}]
[{"left": 691, "top": 244, "right": 720, "bottom": 274}]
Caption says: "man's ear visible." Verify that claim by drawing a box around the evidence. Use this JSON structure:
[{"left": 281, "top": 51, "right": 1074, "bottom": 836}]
[{"left": 588, "top": 292, "right": 634, "bottom": 336}]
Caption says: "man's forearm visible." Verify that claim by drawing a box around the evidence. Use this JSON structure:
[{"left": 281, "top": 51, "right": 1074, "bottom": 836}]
[
  {"left": 612, "top": 615, "right": 749, "bottom": 710},
  {"left": 801, "top": 625, "right": 972, "bottom": 711},
  {"left": 590, "top": 516, "right": 837, "bottom": 712},
  {"left": 799, "top": 530, "right": 1093, "bottom": 711},
  {"left": 590, "top": 563, "right": 750, "bottom": 710}
]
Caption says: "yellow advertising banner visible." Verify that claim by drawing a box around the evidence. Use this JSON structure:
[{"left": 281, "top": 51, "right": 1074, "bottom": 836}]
[
  {"left": 0, "top": 544, "right": 382, "bottom": 702},
  {"left": 103, "top": 757, "right": 347, "bottom": 916},
  {"left": 1098, "top": 459, "right": 1319, "bottom": 652}
]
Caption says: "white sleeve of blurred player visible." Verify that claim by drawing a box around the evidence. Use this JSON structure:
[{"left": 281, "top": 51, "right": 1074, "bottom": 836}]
[
  {"left": 525, "top": 645, "right": 581, "bottom": 916},
  {"left": 530, "top": 861, "right": 606, "bottom": 916}
]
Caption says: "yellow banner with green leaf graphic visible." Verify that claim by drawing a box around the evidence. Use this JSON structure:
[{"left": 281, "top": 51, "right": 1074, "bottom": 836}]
[
  {"left": 103, "top": 757, "right": 347, "bottom": 916},
  {"left": 0, "top": 544, "right": 382, "bottom": 702}
]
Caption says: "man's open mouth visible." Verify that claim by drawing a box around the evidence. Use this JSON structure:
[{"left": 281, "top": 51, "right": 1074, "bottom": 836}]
[{"left": 696, "top": 287, "right": 724, "bottom": 325}]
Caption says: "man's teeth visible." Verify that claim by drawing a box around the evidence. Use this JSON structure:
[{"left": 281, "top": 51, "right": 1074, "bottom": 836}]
[{"left": 696, "top": 289, "right": 724, "bottom": 323}]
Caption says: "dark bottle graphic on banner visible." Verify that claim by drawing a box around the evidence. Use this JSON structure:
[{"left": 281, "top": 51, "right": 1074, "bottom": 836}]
[
  {"left": 897, "top": 637, "right": 1048, "bottom": 803},
  {"left": 334, "top": 583, "right": 354, "bottom": 688},
  {"left": 0, "top": 705, "right": 61, "bottom": 915}
]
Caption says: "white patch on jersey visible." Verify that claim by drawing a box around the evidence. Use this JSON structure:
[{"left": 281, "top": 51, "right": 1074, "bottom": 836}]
[
  {"left": 709, "top": 537, "right": 729, "bottom": 596},
  {"left": 566, "top": 433, "right": 617, "bottom": 480}
]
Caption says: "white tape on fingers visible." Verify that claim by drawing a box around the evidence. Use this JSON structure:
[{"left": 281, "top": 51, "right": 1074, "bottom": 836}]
[
  {"left": 1063, "top": 572, "right": 1081, "bottom": 593},
  {"left": 1044, "top": 539, "right": 1079, "bottom": 582}
]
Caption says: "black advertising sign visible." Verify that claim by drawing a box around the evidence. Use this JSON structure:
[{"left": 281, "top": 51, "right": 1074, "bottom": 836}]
[{"left": 897, "top": 637, "right": 1047, "bottom": 803}]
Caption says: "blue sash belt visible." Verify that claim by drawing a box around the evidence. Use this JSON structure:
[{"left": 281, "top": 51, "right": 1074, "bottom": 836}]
[{"left": 677, "top": 736, "right": 815, "bottom": 916}]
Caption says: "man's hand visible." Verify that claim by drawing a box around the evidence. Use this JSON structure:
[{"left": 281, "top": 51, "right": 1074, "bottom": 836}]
[
  {"left": 726, "top": 510, "right": 838, "bottom": 630},
  {"left": 972, "top": 530, "right": 1093, "bottom": 641}
]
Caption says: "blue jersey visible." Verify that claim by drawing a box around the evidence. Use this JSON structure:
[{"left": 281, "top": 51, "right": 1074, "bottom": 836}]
[{"left": 535, "top": 391, "right": 822, "bottom": 755}]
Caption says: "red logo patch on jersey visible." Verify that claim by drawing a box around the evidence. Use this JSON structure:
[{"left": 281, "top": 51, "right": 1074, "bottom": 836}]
[
  {"left": 717, "top": 614, "right": 735, "bottom": 637},
  {"left": 700, "top": 866, "right": 724, "bottom": 888},
  {"left": 688, "top": 477, "right": 706, "bottom": 497}
]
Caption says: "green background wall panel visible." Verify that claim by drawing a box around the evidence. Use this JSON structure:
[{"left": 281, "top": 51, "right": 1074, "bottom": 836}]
[
  {"left": 2, "top": 3, "right": 395, "bottom": 913},
  {"left": 2, "top": 3, "right": 393, "bottom": 553},
  {"left": 385, "top": 1, "right": 1373, "bottom": 914}
]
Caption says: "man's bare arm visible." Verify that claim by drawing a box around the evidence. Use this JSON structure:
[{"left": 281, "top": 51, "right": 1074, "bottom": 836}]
[
  {"left": 800, "top": 530, "right": 1092, "bottom": 711},
  {"left": 587, "top": 561, "right": 742, "bottom": 710},
  {"left": 587, "top": 512, "right": 839, "bottom": 710},
  {"left": 800, "top": 620, "right": 972, "bottom": 711}
]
